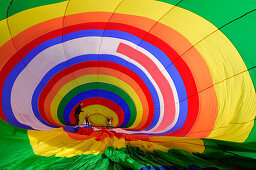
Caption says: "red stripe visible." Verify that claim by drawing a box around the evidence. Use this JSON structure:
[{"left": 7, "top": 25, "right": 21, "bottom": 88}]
[
  {"left": 116, "top": 42, "right": 176, "bottom": 129},
  {"left": 170, "top": 59, "right": 199, "bottom": 136}
]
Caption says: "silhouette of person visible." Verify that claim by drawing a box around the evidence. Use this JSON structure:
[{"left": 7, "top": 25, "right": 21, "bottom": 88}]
[
  {"left": 107, "top": 118, "right": 111, "bottom": 127},
  {"left": 74, "top": 102, "right": 83, "bottom": 126}
]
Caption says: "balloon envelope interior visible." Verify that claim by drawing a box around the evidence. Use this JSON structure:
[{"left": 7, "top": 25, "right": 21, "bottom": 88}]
[{"left": 0, "top": 0, "right": 256, "bottom": 169}]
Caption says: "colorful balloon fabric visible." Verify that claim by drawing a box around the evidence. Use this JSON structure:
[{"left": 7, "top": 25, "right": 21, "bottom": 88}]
[{"left": 0, "top": 0, "right": 256, "bottom": 169}]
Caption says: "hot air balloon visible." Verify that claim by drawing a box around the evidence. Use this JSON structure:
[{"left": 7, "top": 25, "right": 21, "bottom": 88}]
[{"left": 0, "top": 0, "right": 256, "bottom": 169}]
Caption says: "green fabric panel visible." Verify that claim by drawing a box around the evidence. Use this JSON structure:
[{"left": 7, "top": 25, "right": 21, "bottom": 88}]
[
  {"left": 156, "top": 0, "right": 182, "bottom": 5},
  {"left": 231, "top": 151, "right": 256, "bottom": 160},
  {"left": 195, "top": 152, "right": 256, "bottom": 170},
  {"left": 0, "top": 119, "right": 33, "bottom": 161},
  {"left": 220, "top": 11, "right": 256, "bottom": 69},
  {"left": 0, "top": 0, "right": 13, "bottom": 21},
  {"left": 154, "top": 149, "right": 222, "bottom": 169},
  {"left": 246, "top": 70, "right": 256, "bottom": 142},
  {"left": 220, "top": 11, "right": 256, "bottom": 100},
  {"left": 1, "top": 146, "right": 146, "bottom": 169},
  {"left": 105, "top": 146, "right": 145, "bottom": 169},
  {"left": 0, "top": 152, "right": 114, "bottom": 169},
  {"left": 126, "top": 145, "right": 161, "bottom": 167},
  {"left": 201, "top": 139, "right": 256, "bottom": 168},
  {"left": 203, "top": 139, "right": 256, "bottom": 155},
  {"left": 106, "top": 145, "right": 221, "bottom": 169},
  {"left": 249, "top": 69, "right": 256, "bottom": 91},
  {"left": 57, "top": 82, "right": 136, "bottom": 127},
  {"left": 0, "top": 0, "right": 68, "bottom": 21},
  {"left": 166, "top": 0, "right": 256, "bottom": 28}
]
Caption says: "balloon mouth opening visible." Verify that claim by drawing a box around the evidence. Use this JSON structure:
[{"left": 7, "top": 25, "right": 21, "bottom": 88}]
[
  {"left": 63, "top": 124, "right": 149, "bottom": 141},
  {"left": 71, "top": 112, "right": 115, "bottom": 128}
]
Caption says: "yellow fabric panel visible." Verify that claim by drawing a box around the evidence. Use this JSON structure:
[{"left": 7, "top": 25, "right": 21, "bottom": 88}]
[
  {"left": 159, "top": 7, "right": 217, "bottom": 45},
  {"left": 80, "top": 105, "right": 118, "bottom": 127},
  {"left": 50, "top": 74, "right": 143, "bottom": 128},
  {"left": 99, "top": 137, "right": 126, "bottom": 150},
  {"left": 194, "top": 31, "right": 247, "bottom": 83},
  {"left": 88, "top": 114, "right": 108, "bottom": 127},
  {"left": 207, "top": 73, "right": 256, "bottom": 142},
  {"left": 149, "top": 136, "right": 205, "bottom": 153},
  {"left": 66, "top": 0, "right": 122, "bottom": 15},
  {"left": 0, "top": 20, "right": 12, "bottom": 47},
  {"left": 195, "top": 31, "right": 256, "bottom": 142},
  {"left": 28, "top": 128, "right": 126, "bottom": 157},
  {"left": 28, "top": 128, "right": 98, "bottom": 157},
  {"left": 112, "top": 136, "right": 126, "bottom": 149},
  {"left": 7, "top": 1, "right": 67, "bottom": 38},
  {"left": 114, "top": 0, "right": 172, "bottom": 22},
  {"left": 50, "top": 95, "right": 66, "bottom": 126}
]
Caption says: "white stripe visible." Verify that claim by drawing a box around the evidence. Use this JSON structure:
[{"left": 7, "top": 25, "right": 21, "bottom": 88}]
[
  {"left": 11, "top": 45, "right": 67, "bottom": 130},
  {"left": 135, "top": 44, "right": 180, "bottom": 132}
]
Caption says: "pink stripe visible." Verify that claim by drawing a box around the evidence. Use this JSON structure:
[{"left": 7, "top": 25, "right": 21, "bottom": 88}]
[{"left": 116, "top": 43, "right": 175, "bottom": 131}]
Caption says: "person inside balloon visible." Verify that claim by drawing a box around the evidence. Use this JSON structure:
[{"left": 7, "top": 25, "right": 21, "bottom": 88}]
[
  {"left": 107, "top": 117, "right": 112, "bottom": 127},
  {"left": 74, "top": 102, "right": 84, "bottom": 126},
  {"left": 85, "top": 114, "right": 90, "bottom": 126}
]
